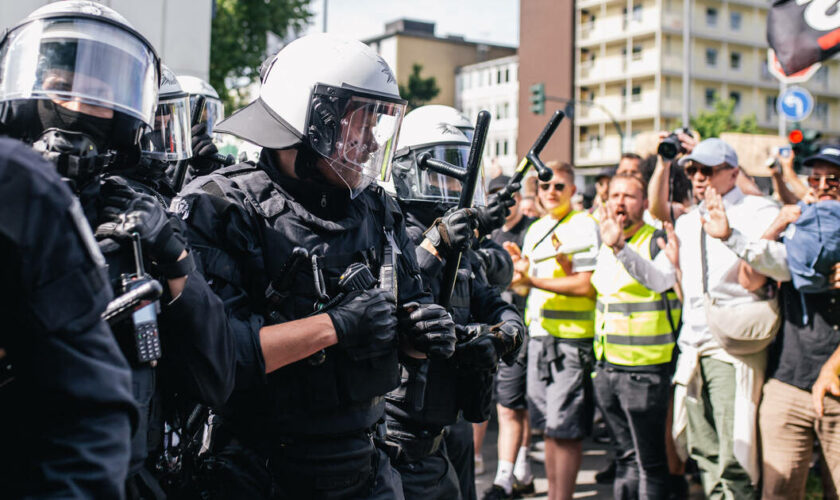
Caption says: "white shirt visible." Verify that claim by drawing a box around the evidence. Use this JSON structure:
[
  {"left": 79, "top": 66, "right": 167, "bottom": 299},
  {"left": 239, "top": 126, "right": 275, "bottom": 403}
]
[
  {"left": 613, "top": 242, "right": 676, "bottom": 293},
  {"left": 522, "top": 211, "right": 600, "bottom": 338},
  {"left": 672, "top": 187, "right": 780, "bottom": 352}
]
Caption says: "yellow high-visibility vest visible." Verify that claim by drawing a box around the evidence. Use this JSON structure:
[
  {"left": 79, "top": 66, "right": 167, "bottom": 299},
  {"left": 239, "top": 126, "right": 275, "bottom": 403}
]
[
  {"left": 591, "top": 224, "right": 681, "bottom": 366},
  {"left": 525, "top": 211, "right": 596, "bottom": 339}
]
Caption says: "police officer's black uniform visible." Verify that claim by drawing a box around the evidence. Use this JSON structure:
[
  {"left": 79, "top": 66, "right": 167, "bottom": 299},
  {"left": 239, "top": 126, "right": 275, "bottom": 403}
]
[
  {"left": 175, "top": 149, "right": 437, "bottom": 498},
  {"left": 0, "top": 136, "right": 135, "bottom": 498},
  {"left": 384, "top": 207, "right": 525, "bottom": 500}
]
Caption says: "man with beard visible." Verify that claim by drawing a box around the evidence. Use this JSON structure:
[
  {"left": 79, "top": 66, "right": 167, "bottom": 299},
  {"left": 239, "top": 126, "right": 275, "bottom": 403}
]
[{"left": 590, "top": 173, "right": 682, "bottom": 499}]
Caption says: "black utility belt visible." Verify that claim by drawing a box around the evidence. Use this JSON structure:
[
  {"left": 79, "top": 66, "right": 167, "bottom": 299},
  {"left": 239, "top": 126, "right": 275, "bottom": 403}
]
[{"left": 383, "top": 427, "right": 444, "bottom": 464}]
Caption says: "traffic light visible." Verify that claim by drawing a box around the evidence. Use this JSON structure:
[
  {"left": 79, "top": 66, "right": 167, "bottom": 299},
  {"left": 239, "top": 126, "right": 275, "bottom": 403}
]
[
  {"left": 529, "top": 83, "right": 545, "bottom": 115},
  {"left": 789, "top": 128, "right": 821, "bottom": 171}
]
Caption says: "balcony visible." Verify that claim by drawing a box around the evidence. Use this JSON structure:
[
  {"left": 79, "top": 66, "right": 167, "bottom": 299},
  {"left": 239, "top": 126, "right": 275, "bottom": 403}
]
[{"left": 576, "top": 135, "right": 623, "bottom": 166}]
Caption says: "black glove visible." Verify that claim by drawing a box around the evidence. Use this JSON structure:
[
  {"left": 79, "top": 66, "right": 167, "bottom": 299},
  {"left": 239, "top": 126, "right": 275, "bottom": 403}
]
[
  {"left": 327, "top": 289, "right": 397, "bottom": 360},
  {"left": 475, "top": 182, "right": 520, "bottom": 237},
  {"left": 455, "top": 324, "right": 499, "bottom": 371},
  {"left": 490, "top": 321, "right": 523, "bottom": 366},
  {"left": 99, "top": 183, "right": 185, "bottom": 266},
  {"left": 423, "top": 208, "right": 476, "bottom": 257},
  {"left": 398, "top": 302, "right": 456, "bottom": 359},
  {"left": 190, "top": 122, "right": 220, "bottom": 174}
]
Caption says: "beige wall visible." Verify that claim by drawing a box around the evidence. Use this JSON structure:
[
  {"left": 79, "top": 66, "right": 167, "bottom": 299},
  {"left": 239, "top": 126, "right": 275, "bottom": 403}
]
[{"left": 392, "top": 35, "right": 515, "bottom": 107}]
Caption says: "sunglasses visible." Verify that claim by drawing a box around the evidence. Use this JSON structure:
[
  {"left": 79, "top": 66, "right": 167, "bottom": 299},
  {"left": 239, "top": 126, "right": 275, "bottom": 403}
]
[
  {"left": 685, "top": 164, "right": 731, "bottom": 177},
  {"left": 807, "top": 174, "right": 840, "bottom": 189},
  {"left": 539, "top": 182, "right": 566, "bottom": 192}
]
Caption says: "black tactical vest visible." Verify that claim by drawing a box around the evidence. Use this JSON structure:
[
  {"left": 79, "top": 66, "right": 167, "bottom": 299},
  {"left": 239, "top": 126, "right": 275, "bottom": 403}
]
[{"left": 208, "top": 163, "right": 402, "bottom": 435}]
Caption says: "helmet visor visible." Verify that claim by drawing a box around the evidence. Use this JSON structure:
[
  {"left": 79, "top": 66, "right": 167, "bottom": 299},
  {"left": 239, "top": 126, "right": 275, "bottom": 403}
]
[
  {"left": 0, "top": 18, "right": 158, "bottom": 125},
  {"left": 325, "top": 94, "right": 405, "bottom": 198},
  {"left": 393, "top": 144, "right": 487, "bottom": 207},
  {"left": 191, "top": 95, "right": 225, "bottom": 135},
  {"left": 140, "top": 95, "right": 192, "bottom": 161}
]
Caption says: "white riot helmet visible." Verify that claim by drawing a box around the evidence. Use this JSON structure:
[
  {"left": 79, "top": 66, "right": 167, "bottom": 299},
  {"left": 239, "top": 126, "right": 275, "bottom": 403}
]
[
  {"left": 215, "top": 33, "right": 407, "bottom": 198},
  {"left": 389, "top": 105, "right": 486, "bottom": 207},
  {"left": 405, "top": 105, "right": 474, "bottom": 141},
  {"left": 139, "top": 65, "right": 192, "bottom": 161},
  {"left": 0, "top": 0, "right": 160, "bottom": 147},
  {"left": 176, "top": 75, "right": 224, "bottom": 135}
]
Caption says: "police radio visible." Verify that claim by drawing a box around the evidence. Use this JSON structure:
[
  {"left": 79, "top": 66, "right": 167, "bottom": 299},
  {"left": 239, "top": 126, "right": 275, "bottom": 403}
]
[{"left": 120, "top": 233, "right": 162, "bottom": 365}]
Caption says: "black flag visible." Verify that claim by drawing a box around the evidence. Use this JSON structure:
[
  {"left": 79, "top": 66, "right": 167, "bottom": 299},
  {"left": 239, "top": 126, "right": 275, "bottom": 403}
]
[{"left": 767, "top": 0, "right": 840, "bottom": 75}]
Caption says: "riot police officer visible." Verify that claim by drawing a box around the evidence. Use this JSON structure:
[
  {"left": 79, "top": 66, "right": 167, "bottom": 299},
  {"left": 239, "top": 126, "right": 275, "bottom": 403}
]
[
  {"left": 0, "top": 2, "right": 235, "bottom": 496},
  {"left": 0, "top": 136, "right": 135, "bottom": 498},
  {"left": 381, "top": 106, "right": 525, "bottom": 500},
  {"left": 173, "top": 34, "right": 456, "bottom": 499},
  {"left": 172, "top": 74, "right": 229, "bottom": 187}
]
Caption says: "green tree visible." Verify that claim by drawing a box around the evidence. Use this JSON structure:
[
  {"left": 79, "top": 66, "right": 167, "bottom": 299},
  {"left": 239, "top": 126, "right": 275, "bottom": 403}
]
[
  {"left": 398, "top": 63, "right": 440, "bottom": 111},
  {"left": 690, "top": 97, "right": 760, "bottom": 139},
  {"left": 210, "top": 0, "right": 313, "bottom": 112}
]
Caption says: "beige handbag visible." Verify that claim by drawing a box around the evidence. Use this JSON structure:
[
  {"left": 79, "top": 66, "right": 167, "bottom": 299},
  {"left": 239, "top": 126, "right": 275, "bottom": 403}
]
[{"left": 701, "top": 228, "right": 781, "bottom": 356}]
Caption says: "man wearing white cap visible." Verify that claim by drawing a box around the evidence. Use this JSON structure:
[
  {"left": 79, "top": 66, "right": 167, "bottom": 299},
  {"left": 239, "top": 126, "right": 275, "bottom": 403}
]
[{"left": 666, "top": 138, "right": 779, "bottom": 498}]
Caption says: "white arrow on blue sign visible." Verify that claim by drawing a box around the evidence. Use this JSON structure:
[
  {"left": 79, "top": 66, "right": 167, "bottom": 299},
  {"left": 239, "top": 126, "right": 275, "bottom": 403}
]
[{"left": 777, "top": 86, "right": 814, "bottom": 122}]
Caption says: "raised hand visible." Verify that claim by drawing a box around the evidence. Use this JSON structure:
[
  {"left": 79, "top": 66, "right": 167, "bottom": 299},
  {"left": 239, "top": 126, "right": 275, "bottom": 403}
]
[
  {"left": 702, "top": 187, "right": 732, "bottom": 240},
  {"left": 656, "top": 221, "right": 680, "bottom": 269},
  {"left": 599, "top": 203, "right": 625, "bottom": 250}
]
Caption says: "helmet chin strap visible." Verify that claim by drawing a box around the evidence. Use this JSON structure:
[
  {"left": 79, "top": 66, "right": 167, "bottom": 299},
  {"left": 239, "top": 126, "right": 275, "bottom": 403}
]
[{"left": 32, "top": 128, "right": 114, "bottom": 188}]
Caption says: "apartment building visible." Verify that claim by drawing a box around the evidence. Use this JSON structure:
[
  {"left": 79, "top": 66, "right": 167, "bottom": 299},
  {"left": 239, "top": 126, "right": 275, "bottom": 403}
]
[
  {"left": 365, "top": 19, "right": 516, "bottom": 108},
  {"left": 456, "top": 56, "right": 520, "bottom": 174},
  {"left": 574, "top": 0, "right": 840, "bottom": 168}
]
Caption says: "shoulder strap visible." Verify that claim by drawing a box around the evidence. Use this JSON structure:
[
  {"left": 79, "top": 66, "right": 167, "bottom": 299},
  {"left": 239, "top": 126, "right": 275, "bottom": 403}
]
[{"left": 700, "top": 226, "right": 709, "bottom": 294}]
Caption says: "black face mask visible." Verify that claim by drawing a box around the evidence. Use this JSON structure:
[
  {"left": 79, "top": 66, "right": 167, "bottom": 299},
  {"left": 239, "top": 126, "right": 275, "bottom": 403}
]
[
  {"left": 37, "top": 100, "right": 114, "bottom": 150},
  {"left": 402, "top": 199, "right": 451, "bottom": 228}
]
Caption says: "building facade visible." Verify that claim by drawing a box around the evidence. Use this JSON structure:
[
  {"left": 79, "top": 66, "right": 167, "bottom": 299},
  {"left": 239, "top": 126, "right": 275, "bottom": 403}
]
[
  {"left": 365, "top": 19, "right": 516, "bottom": 108},
  {"left": 574, "top": 0, "right": 840, "bottom": 168},
  {"left": 456, "top": 56, "right": 520, "bottom": 175},
  {"left": 1, "top": 0, "right": 213, "bottom": 82}
]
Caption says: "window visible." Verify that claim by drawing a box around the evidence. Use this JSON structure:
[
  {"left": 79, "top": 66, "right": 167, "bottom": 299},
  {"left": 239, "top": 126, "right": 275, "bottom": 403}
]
[
  {"left": 505, "top": 68, "right": 510, "bottom": 83},
  {"left": 761, "top": 60, "right": 772, "bottom": 80},
  {"left": 503, "top": 140, "right": 509, "bottom": 156},
  {"left": 705, "top": 88, "right": 717, "bottom": 107},
  {"left": 665, "top": 77, "right": 671, "bottom": 98},
  {"left": 497, "top": 70, "right": 502, "bottom": 85},
  {"left": 632, "top": 45, "right": 643, "bottom": 61},
  {"left": 495, "top": 141, "right": 501, "bottom": 156},
  {"left": 729, "top": 91, "right": 741, "bottom": 111},
  {"left": 730, "top": 52, "right": 741, "bottom": 70},
  {"left": 705, "top": 48, "right": 718, "bottom": 67},
  {"left": 730, "top": 11, "right": 742, "bottom": 30},
  {"left": 815, "top": 66, "right": 829, "bottom": 86},
  {"left": 765, "top": 96, "right": 777, "bottom": 121},
  {"left": 706, "top": 7, "right": 718, "bottom": 26},
  {"left": 631, "top": 85, "right": 642, "bottom": 102},
  {"left": 632, "top": 4, "right": 643, "bottom": 21}
]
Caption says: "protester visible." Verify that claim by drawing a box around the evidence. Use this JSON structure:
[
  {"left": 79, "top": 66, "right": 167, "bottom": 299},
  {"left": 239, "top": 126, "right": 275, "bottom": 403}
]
[
  {"left": 702, "top": 145, "right": 840, "bottom": 499},
  {"left": 591, "top": 172, "right": 681, "bottom": 500},
  {"left": 666, "top": 138, "right": 780, "bottom": 499},
  {"left": 508, "top": 161, "right": 600, "bottom": 500},
  {"left": 590, "top": 167, "right": 614, "bottom": 219},
  {"left": 520, "top": 175, "right": 543, "bottom": 218}
]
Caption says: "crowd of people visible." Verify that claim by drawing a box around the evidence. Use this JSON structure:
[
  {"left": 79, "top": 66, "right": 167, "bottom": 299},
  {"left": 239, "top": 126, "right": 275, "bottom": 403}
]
[
  {"left": 474, "top": 132, "right": 840, "bottom": 500},
  {"left": 1, "top": 2, "right": 839, "bottom": 500}
]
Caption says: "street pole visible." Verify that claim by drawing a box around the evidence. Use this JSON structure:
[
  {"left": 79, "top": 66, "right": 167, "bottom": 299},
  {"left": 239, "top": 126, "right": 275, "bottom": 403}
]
[
  {"left": 778, "top": 81, "right": 786, "bottom": 136},
  {"left": 682, "top": 0, "right": 691, "bottom": 128},
  {"left": 323, "top": 0, "right": 328, "bottom": 32}
]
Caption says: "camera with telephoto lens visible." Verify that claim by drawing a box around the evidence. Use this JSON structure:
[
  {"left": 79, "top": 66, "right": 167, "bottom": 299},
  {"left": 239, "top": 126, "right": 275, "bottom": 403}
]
[{"left": 658, "top": 127, "right": 691, "bottom": 160}]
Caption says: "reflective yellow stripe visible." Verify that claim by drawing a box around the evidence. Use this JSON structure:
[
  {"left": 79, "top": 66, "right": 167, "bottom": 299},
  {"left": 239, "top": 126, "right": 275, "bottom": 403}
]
[
  {"left": 595, "top": 298, "right": 681, "bottom": 314},
  {"left": 541, "top": 309, "right": 595, "bottom": 321}
]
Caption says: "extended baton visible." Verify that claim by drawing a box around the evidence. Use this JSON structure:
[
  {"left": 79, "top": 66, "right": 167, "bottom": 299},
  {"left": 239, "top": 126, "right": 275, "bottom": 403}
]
[
  {"left": 508, "top": 110, "right": 565, "bottom": 189},
  {"left": 437, "top": 110, "right": 491, "bottom": 310}
]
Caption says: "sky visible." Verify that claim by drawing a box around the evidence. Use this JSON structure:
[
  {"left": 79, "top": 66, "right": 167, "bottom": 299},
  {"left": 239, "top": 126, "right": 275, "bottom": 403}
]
[{"left": 301, "top": 0, "right": 520, "bottom": 47}]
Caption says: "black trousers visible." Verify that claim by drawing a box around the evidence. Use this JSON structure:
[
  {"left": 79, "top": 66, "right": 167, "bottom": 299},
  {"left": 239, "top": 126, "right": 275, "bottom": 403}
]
[
  {"left": 592, "top": 364, "right": 670, "bottom": 500},
  {"left": 394, "top": 446, "right": 461, "bottom": 500},
  {"left": 445, "top": 417, "right": 477, "bottom": 500}
]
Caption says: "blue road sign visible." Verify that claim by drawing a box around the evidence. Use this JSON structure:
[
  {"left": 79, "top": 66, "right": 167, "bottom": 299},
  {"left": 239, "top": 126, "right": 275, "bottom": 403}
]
[{"left": 777, "top": 86, "right": 814, "bottom": 122}]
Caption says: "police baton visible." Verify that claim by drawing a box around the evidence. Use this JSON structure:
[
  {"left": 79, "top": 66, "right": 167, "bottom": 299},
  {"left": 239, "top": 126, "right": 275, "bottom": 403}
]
[
  {"left": 507, "top": 110, "right": 565, "bottom": 191},
  {"left": 422, "top": 110, "right": 491, "bottom": 310}
]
